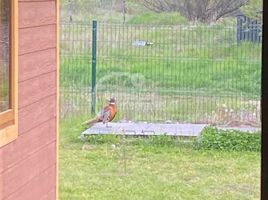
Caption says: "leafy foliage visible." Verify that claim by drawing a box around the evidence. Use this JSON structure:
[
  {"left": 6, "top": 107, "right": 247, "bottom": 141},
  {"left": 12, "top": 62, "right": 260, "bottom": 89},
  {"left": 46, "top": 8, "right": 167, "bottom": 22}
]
[
  {"left": 199, "top": 127, "right": 261, "bottom": 152},
  {"left": 241, "top": 0, "right": 263, "bottom": 22}
]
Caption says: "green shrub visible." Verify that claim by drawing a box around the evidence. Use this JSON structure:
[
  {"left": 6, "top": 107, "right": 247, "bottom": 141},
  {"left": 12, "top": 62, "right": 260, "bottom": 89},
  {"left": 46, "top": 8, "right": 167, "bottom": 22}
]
[{"left": 198, "top": 127, "right": 261, "bottom": 152}]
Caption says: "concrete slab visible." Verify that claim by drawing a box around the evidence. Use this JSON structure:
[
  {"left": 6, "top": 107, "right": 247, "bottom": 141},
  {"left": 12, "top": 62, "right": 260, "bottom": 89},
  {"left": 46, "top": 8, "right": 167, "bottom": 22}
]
[{"left": 81, "top": 122, "right": 208, "bottom": 137}]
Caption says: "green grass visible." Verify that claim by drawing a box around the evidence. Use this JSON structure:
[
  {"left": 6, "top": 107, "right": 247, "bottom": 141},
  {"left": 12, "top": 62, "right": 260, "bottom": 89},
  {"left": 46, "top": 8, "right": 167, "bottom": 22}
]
[
  {"left": 60, "top": 0, "right": 147, "bottom": 24},
  {"left": 61, "top": 23, "right": 261, "bottom": 98},
  {"left": 128, "top": 11, "right": 187, "bottom": 25},
  {"left": 60, "top": 117, "right": 260, "bottom": 199},
  {"left": 61, "top": 55, "right": 261, "bottom": 97}
]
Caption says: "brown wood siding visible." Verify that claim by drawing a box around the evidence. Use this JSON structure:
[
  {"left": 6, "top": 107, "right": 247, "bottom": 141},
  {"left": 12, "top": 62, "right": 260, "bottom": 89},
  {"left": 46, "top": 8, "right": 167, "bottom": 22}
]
[
  {"left": 0, "top": 0, "right": 58, "bottom": 199},
  {"left": 19, "top": 48, "right": 56, "bottom": 82},
  {"left": 5, "top": 166, "right": 56, "bottom": 200},
  {"left": 19, "top": 72, "right": 57, "bottom": 108}
]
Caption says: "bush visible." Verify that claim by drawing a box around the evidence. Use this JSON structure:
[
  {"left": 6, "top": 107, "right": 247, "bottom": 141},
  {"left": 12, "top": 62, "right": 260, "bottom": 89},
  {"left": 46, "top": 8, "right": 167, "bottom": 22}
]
[{"left": 198, "top": 127, "right": 261, "bottom": 152}]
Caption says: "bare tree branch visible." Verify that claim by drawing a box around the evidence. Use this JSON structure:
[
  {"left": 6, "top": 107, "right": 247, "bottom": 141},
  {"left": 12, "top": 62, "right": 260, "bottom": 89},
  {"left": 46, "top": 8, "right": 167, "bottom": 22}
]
[{"left": 140, "top": 0, "right": 249, "bottom": 23}]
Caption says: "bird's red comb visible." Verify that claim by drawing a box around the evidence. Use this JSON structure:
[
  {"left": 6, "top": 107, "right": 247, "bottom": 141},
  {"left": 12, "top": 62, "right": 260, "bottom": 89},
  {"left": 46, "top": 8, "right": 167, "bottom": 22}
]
[{"left": 109, "top": 97, "right": 116, "bottom": 103}]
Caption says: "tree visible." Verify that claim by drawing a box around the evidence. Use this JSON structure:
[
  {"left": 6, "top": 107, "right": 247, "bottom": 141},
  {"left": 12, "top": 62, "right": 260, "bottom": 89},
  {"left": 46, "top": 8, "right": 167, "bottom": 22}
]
[
  {"left": 140, "top": 0, "right": 249, "bottom": 23},
  {"left": 241, "top": 0, "right": 262, "bottom": 22}
]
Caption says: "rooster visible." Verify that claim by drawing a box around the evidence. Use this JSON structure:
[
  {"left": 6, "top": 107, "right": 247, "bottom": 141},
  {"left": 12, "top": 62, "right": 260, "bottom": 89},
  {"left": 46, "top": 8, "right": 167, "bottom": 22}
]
[{"left": 83, "top": 97, "right": 117, "bottom": 127}]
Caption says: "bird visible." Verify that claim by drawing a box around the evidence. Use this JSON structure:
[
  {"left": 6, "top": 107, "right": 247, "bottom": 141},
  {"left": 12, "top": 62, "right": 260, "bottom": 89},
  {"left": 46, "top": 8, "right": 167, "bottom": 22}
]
[{"left": 83, "top": 97, "right": 117, "bottom": 127}]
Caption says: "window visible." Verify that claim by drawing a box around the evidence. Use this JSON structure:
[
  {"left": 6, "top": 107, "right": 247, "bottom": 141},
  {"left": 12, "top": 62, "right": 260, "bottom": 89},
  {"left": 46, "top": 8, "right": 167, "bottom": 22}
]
[{"left": 0, "top": 0, "right": 18, "bottom": 147}]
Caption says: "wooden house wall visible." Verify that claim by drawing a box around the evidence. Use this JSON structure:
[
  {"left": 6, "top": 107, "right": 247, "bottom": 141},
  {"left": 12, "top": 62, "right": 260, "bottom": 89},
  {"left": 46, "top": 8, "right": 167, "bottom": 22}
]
[{"left": 0, "top": 1, "right": 58, "bottom": 199}]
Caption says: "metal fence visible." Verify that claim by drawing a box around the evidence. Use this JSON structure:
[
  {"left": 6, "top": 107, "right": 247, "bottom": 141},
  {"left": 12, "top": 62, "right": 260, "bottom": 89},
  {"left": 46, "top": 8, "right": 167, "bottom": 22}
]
[
  {"left": 60, "top": 21, "right": 261, "bottom": 126},
  {"left": 237, "top": 15, "right": 262, "bottom": 43}
]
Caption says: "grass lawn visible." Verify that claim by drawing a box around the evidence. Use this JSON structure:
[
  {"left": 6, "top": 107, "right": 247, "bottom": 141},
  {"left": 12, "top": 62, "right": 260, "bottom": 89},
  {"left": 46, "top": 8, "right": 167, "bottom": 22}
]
[{"left": 59, "top": 117, "right": 260, "bottom": 200}]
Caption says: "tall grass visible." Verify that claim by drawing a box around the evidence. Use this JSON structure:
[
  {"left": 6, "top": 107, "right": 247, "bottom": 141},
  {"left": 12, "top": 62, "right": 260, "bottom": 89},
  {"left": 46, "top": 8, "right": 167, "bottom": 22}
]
[
  {"left": 128, "top": 11, "right": 187, "bottom": 25},
  {"left": 61, "top": 23, "right": 261, "bottom": 96}
]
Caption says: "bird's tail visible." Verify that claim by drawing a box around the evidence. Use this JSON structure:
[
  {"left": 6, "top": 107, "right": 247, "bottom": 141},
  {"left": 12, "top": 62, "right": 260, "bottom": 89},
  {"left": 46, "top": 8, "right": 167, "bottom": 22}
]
[{"left": 82, "top": 117, "right": 100, "bottom": 126}]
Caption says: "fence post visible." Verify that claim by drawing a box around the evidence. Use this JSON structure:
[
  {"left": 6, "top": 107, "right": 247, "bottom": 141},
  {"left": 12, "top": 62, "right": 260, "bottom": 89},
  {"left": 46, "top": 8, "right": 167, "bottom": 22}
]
[{"left": 91, "top": 20, "right": 97, "bottom": 114}]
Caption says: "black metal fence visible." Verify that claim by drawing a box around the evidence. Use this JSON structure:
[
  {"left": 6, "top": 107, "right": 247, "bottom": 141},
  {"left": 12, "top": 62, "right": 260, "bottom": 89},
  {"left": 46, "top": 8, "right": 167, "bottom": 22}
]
[
  {"left": 237, "top": 15, "right": 262, "bottom": 43},
  {"left": 60, "top": 21, "right": 261, "bottom": 126}
]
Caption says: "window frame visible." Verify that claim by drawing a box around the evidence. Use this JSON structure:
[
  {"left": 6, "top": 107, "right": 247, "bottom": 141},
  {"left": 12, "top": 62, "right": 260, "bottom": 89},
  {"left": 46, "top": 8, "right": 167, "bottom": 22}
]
[{"left": 0, "top": 0, "right": 18, "bottom": 147}]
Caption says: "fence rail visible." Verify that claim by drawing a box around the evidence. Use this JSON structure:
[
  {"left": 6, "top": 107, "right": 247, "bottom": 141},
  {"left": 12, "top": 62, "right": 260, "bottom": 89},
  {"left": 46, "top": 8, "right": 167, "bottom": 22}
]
[{"left": 60, "top": 21, "right": 261, "bottom": 126}]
